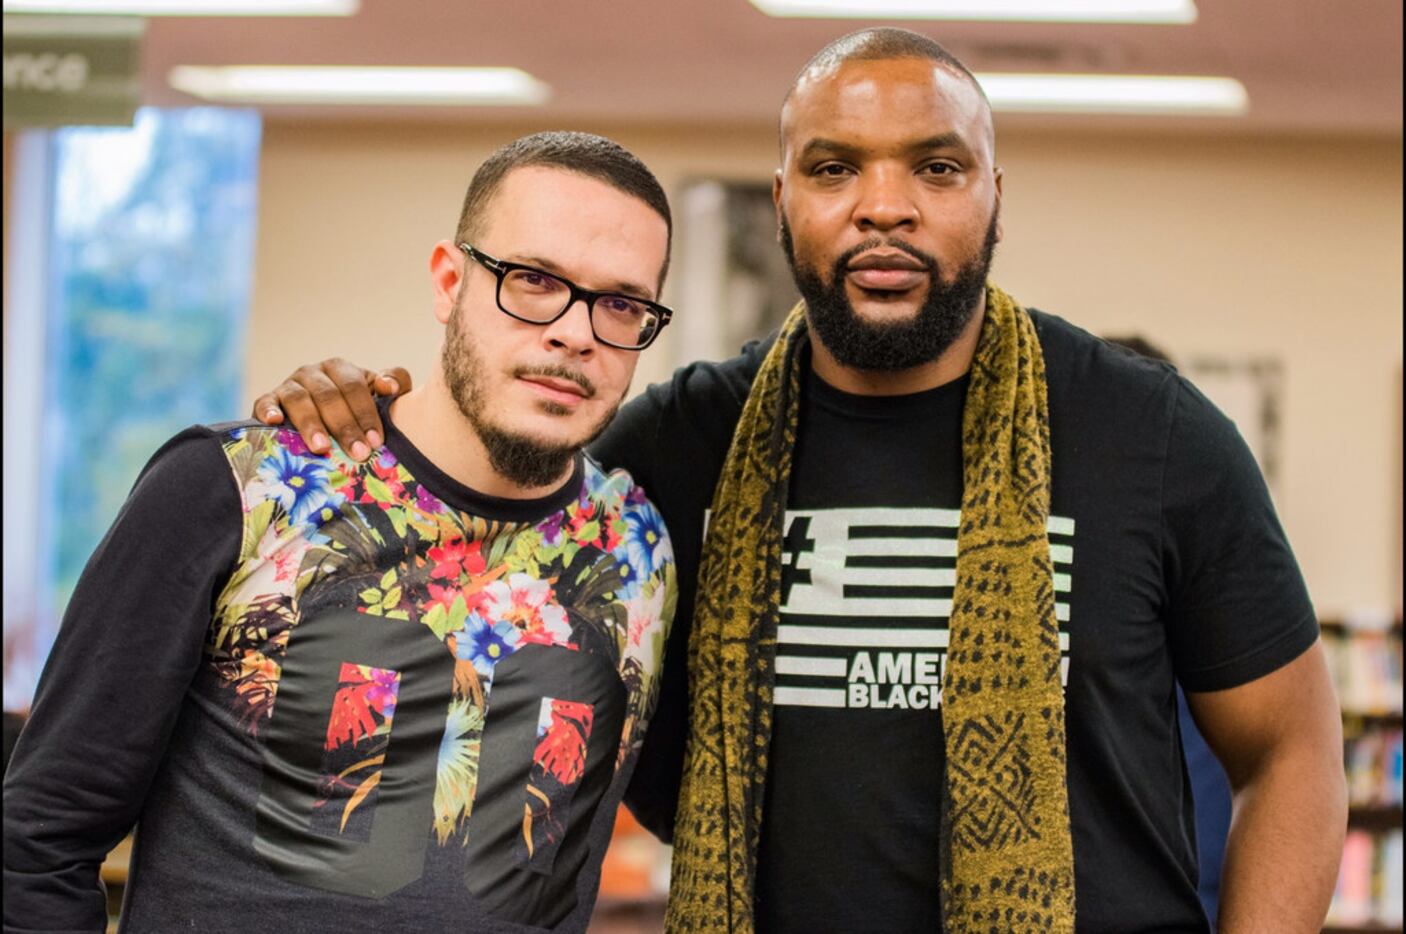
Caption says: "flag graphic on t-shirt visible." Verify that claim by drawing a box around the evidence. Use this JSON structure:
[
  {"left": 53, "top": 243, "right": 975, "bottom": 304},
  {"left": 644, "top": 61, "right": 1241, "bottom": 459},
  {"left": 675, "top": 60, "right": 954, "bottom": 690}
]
[{"left": 774, "top": 507, "right": 1075, "bottom": 710}]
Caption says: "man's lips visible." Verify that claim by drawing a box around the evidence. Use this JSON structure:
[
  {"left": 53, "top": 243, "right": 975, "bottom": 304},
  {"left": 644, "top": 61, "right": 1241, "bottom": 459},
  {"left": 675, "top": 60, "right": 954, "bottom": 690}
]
[
  {"left": 518, "top": 374, "right": 591, "bottom": 406},
  {"left": 846, "top": 250, "right": 929, "bottom": 291}
]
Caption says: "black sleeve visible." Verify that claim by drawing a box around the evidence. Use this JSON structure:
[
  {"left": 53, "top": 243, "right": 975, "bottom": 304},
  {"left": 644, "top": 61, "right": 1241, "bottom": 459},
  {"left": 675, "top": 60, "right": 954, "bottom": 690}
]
[
  {"left": 592, "top": 340, "right": 770, "bottom": 842},
  {"left": 2, "top": 427, "right": 242, "bottom": 933},
  {"left": 1160, "top": 379, "right": 1319, "bottom": 692}
]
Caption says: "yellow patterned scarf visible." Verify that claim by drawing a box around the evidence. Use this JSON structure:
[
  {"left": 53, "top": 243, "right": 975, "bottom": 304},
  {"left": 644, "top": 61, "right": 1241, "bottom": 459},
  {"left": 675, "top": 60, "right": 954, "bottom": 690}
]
[{"left": 667, "top": 284, "right": 1075, "bottom": 933}]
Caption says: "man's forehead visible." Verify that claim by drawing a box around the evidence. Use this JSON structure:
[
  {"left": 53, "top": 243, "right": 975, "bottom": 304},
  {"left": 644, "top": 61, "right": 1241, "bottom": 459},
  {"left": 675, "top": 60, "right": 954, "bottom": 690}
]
[{"left": 781, "top": 57, "right": 993, "bottom": 156}]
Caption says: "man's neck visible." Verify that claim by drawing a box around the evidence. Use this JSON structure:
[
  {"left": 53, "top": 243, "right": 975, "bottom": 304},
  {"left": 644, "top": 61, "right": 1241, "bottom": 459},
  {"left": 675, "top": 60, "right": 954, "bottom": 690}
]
[
  {"left": 808, "top": 301, "right": 986, "bottom": 396},
  {"left": 388, "top": 380, "right": 573, "bottom": 500}
]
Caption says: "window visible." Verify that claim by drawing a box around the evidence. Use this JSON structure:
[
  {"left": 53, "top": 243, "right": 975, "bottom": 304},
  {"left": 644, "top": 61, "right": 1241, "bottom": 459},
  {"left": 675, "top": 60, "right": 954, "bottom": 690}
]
[{"left": 3, "top": 107, "right": 261, "bottom": 710}]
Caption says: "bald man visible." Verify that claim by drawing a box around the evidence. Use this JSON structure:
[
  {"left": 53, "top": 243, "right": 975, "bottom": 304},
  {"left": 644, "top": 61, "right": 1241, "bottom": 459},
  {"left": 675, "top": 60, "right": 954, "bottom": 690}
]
[{"left": 254, "top": 29, "right": 1344, "bottom": 934}]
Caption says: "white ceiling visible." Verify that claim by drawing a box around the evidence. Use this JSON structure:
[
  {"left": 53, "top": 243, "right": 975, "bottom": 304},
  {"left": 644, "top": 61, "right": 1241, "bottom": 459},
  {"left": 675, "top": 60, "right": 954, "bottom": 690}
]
[{"left": 133, "top": 0, "right": 1402, "bottom": 135}]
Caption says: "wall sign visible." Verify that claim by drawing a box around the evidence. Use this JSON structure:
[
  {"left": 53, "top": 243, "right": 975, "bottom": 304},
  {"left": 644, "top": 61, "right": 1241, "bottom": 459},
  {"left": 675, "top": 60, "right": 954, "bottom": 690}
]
[{"left": 3, "top": 15, "right": 144, "bottom": 130}]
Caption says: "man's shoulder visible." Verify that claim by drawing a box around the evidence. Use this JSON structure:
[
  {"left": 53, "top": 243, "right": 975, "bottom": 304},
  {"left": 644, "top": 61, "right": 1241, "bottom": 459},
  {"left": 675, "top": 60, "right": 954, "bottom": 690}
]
[
  {"left": 1028, "top": 307, "right": 1181, "bottom": 396},
  {"left": 197, "top": 420, "right": 365, "bottom": 526},
  {"left": 203, "top": 418, "right": 314, "bottom": 456},
  {"left": 638, "top": 335, "right": 772, "bottom": 418},
  {"left": 140, "top": 421, "right": 252, "bottom": 482},
  {"left": 202, "top": 419, "right": 365, "bottom": 474},
  {"left": 582, "top": 456, "right": 670, "bottom": 528},
  {"left": 580, "top": 456, "right": 677, "bottom": 603},
  {"left": 593, "top": 335, "right": 773, "bottom": 480},
  {"left": 107, "top": 422, "right": 249, "bottom": 533}
]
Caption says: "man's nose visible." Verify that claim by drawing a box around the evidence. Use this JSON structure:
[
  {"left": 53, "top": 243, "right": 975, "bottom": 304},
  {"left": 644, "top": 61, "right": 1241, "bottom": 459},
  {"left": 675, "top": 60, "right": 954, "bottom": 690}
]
[
  {"left": 541, "top": 298, "right": 596, "bottom": 356},
  {"left": 853, "top": 168, "right": 919, "bottom": 232}
]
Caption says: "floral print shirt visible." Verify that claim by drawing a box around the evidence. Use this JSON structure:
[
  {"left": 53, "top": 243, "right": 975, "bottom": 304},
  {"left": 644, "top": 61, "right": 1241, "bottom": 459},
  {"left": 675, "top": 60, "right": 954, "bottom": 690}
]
[{"left": 3, "top": 407, "right": 675, "bottom": 933}]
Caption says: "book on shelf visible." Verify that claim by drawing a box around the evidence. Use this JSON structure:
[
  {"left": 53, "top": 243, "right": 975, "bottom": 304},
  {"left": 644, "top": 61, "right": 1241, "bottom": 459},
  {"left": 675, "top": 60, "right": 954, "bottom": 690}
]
[
  {"left": 1345, "top": 727, "right": 1404, "bottom": 809},
  {"left": 1321, "top": 620, "right": 1403, "bottom": 717},
  {"left": 1322, "top": 613, "right": 1404, "bottom": 929},
  {"left": 1327, "top": 828, "right": 1403, "bottom": 926}
]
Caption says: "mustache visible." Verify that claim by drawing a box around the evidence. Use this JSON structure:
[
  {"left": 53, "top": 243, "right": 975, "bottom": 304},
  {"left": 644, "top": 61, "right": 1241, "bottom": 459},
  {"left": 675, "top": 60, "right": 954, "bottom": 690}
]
[
  {"left": 834, "top": 237, "right": 939, "bottom": 275},
  {"left": 511, "top": 363, "right": 597, "bottom": 399}
]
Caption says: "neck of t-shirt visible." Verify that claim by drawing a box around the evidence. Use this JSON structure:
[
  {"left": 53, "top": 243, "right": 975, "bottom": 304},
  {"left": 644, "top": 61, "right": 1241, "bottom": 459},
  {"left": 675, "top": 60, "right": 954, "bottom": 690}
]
[
  {"left": 378, "top": 395, "right": 583, "bottom": 523},
  {"left": 806, "top": 364, "right": 970, "bottom": 420}
]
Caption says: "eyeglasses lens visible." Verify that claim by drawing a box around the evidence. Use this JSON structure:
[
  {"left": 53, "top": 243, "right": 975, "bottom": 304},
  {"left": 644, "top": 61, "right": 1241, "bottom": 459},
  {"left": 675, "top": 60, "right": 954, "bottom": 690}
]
[{"left": 501, "top": 268, "right": 658, "bottom": 349}]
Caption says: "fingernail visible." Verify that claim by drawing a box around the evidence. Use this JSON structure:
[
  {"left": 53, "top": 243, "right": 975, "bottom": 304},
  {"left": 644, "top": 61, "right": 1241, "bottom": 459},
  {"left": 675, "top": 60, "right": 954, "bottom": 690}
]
[
  {"left": 264, "top": 407, "right": 282, "bottom": 422},
  {"left": 311, "top": 432, "right": 329, "bottom": 452},
  {"left": 385, "top": 378, "right": 400, "bottom": 394},
  {"left": 351, "top": 441, "right": 370, "bottom": 461},
  {"left": 366, "top": 430, "right": 383, "bottom": 449}
]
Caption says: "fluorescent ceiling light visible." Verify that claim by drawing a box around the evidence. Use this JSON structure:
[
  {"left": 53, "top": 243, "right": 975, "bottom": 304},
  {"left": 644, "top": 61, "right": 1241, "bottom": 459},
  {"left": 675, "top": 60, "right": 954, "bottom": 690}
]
[
  {"left": 749, "top": 0, "right": 1196, "bottom": 24},
  {"left": 976, "top": 73, "right": 1247, "bottom": 115},
  {"left": 2, "top": 0, "right": 355, "bottom": 14},
  {"left": 169, "top": 65, "right": 551, "bottom": 106}
]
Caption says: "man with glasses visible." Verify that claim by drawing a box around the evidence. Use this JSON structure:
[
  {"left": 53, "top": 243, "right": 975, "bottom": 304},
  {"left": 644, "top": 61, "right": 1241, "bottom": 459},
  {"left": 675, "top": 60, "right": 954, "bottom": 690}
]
[{"left": 3, "top": 131, "right": 679, "bottom": 933}]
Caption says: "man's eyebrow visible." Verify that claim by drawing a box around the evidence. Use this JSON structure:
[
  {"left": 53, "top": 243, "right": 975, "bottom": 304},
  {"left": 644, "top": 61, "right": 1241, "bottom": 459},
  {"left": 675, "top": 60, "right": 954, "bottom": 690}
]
[
  {"left": 906, "top": 133, "right": 969, "bottom": 155},
  {"left": 797, "top": 137, "right": 859, "bottom": 162},
  {"left": 509, "top": 254, "right": 655, "bottom": 301},
  {"left": 797, "top": 132, "right": 972, "bottom": 162}
]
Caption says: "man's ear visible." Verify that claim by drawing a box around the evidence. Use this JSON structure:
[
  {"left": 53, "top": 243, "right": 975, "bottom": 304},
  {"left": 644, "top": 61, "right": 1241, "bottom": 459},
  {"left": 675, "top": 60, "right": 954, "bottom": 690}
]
[
  {"left": 993, "top": 166, "right": 1005, "bottom": 244},
  {"left": 429, "top": 239, "right": 464, "bottom": 325},
  {"left": 772, "top": 169, "right": 785, "bottom": 243}
]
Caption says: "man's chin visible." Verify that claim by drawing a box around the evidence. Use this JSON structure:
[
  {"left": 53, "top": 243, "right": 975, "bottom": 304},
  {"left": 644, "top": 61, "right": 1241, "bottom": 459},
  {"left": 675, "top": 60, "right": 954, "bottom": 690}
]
[
  {"left": 500, "top": 404, "right": 618, "bottom": 452},
  {"left": 845, "top": 286, "right": 928, "bottom": 321}
]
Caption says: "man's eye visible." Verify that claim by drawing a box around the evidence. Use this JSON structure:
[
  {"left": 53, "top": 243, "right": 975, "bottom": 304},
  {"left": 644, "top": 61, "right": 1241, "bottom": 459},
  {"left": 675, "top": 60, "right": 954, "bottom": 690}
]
[
  {"left": 599, "top": 296, "right": 646, "bottom": 319},
  {"left": 515, "top": 272, "right": 561, "bottom": 290},
  {"left": 921, "top": 163, "right": 957, "bottom": 176},
  {"left": 814, "top": 163, "right": 851, "bottom": 177}
]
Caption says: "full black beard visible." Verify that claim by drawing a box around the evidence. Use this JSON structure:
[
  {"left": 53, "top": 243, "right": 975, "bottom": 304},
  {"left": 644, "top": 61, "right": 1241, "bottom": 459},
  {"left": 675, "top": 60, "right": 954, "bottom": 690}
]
[
  {"left": 441, "top": 302, "right": 616, "bottom": 489},
  {"left": 780, "top": 214, "right": 998, "bottom": 371}
]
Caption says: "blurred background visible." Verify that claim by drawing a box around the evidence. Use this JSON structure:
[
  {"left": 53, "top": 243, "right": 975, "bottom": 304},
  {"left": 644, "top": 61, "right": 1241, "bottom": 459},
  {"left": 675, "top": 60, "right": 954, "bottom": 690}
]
[{"left": 2, "top": 1, "right": 1401, "bottom": 931}]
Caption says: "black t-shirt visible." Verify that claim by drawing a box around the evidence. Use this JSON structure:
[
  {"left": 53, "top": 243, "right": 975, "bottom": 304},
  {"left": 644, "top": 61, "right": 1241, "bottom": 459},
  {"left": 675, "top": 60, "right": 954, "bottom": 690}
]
[{"left": 597, "top": 308, "right": 1318, "bottom": 933}]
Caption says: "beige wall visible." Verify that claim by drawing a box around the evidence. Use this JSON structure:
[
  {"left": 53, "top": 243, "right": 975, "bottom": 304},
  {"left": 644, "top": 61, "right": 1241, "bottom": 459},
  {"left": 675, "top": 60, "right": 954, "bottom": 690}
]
[{"left": 249, "top": 121, "right": 1403, "bottom": 618}]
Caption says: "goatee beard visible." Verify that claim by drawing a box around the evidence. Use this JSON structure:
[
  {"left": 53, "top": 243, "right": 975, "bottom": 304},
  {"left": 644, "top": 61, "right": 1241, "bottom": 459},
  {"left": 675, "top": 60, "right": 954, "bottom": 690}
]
[
  {"left": 780, "top": 214, "right": 998, "bottom": 372},
  {"left": 440, "top": 302, "right": 618, "bottom": 490}
]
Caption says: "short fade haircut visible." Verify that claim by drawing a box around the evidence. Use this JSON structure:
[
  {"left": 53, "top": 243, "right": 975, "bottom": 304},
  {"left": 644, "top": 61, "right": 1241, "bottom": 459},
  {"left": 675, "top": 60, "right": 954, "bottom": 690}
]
[
  {"left": 454, "top": 131, "right": 673, "bottom": 286},
  {"left": 780, "top": 28, "right": 989, "bottom": 152},
  {"left": 786, "top": 27, "right": 984, "bottom": 104}
]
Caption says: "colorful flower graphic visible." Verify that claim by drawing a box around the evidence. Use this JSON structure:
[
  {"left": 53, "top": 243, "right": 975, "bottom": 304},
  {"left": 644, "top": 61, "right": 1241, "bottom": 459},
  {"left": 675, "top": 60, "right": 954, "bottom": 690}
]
[
  {"left": 365, "top": 667, "right": 400, "bottom": 719},
  {"left": 428, "top": 537, "right": 486, "bottom": 581},
  {"left": 276, "top": 428, "right": 314, "bottom": 457},
  {"left": 626, "top": 584, "right": 666, "bottom": 650},
  {"left": 457, "top": 610, "right": 522, "bottom": 677},
  {"left": 624, "top": 505, "right": 670, "bottom": 579},
  {"left": 481, "top": 574, "right": 572, "bottom": 647},
  {"left": 225, "top": 522, "right": 312, "bottom": 606},
  {"left": 414, "top": 483, "right": 444, "bottom": 515},
  {"left": 368, "top": 453, "right": 407, "bottom": 501},
  {"left": 536, "top": 512, "right": 566, "bottom": 546},
  {"left": 250, "top": 446, "right": 344, "bottom": 527},
  {"left": 212, "top": 424, "right": 676, "bottom": 855}
]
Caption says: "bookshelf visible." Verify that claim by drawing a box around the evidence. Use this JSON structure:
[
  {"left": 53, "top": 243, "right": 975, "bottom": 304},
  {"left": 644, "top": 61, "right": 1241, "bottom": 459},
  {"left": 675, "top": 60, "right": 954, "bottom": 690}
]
[{"left": 1322, "top": 616, "right": 1404, "bottom": 934}]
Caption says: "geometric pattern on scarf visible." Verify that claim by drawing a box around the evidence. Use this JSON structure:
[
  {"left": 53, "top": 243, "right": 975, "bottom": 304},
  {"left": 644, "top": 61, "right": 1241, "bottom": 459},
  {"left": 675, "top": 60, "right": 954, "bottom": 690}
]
[{"left": 940, "top": 284, "right": 1074, "bottom": 933}]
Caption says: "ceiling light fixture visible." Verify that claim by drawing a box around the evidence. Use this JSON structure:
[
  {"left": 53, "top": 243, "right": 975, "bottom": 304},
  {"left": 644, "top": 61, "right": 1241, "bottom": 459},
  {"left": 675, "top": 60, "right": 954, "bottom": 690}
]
[
  {"left": 748, "top": 0, "right": 1196, "bottom": 24},
  {"left": 168, "top": 65, "right": 551, "bottom": 106},
  {"left": 977, "top": 73, "right": 1247, "bottom": 115},
  {"left": 2, "top": 0, "right": 356, "bottom": 14}
]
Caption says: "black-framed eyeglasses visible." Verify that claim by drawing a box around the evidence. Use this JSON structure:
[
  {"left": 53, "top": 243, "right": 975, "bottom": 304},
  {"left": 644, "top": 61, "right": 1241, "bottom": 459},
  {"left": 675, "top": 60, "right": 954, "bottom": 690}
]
[{"left": 458, "top": 243, "right": 673, "bottom": 351}]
